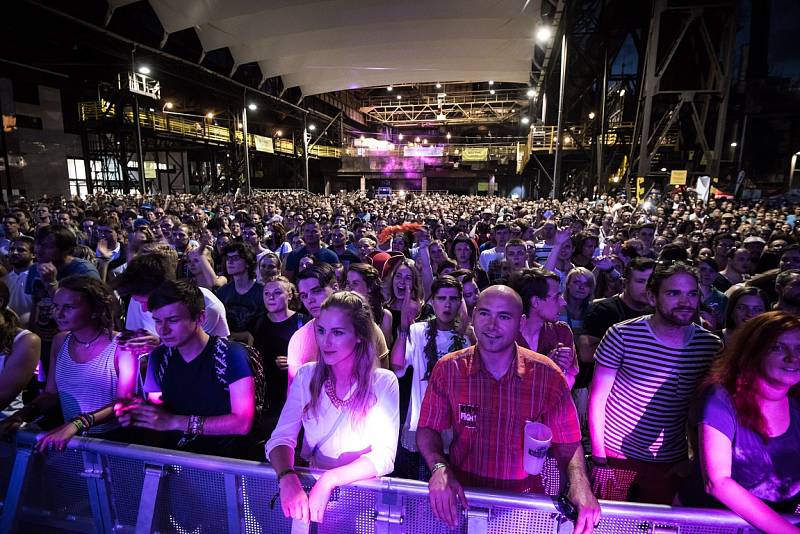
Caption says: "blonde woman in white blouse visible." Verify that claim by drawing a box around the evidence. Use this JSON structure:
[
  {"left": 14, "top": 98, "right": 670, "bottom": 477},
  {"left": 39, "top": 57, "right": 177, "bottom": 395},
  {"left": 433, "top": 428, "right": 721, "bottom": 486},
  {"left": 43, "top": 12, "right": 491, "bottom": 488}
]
[{"left": 266, "top": 291, "right": 399, "bottom": 524}]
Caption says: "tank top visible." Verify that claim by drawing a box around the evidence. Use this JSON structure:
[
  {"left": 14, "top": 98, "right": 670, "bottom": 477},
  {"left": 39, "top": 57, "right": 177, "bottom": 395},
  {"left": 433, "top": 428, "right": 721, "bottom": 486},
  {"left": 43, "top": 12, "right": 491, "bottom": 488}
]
[
  {"left": 54, "top": 333, "right": 119, "bottom": 435},
  {"left": 0, "top": 329, "right": 33, "bottom": 411},
  {"left": 0, "top": 329, "right": 31, "bottom": 370}
]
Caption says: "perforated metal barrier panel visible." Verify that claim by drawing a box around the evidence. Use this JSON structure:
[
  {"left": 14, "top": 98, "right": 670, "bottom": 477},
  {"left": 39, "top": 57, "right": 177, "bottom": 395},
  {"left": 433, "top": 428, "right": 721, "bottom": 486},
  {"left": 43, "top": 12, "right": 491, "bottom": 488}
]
[{"left": 0, "top": 432, "right": 796, "bottom": 534}]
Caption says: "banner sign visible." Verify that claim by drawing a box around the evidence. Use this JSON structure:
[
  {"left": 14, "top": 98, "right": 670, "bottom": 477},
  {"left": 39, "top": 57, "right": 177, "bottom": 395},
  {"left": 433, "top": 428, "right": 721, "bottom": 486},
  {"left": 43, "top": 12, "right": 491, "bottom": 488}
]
[
  {"left": 670, "top": 169, "right": 688, "bottom": 185},
  {"left": 461, "top": 147, "right": 489, "bottom": 161},
  {"left": 253, "top": 135, "right": 274, "bottom": 153},
  {"left": 403, "top": 145, "right": 443, "bottom": 157}
]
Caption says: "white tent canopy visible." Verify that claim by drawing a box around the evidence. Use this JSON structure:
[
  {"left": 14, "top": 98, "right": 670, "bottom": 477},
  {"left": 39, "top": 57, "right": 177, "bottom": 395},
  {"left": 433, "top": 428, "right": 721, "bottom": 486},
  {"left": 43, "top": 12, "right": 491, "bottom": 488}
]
[{"left": 109, "top": 0, "right": 541, "bottom": 95}]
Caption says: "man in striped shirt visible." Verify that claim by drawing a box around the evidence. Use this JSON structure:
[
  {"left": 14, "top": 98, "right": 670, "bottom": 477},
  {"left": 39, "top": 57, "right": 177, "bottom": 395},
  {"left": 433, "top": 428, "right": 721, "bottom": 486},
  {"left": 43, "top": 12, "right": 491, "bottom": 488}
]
[
  {"left": 589, "top": 262, "right": 722, "bottom": 504},
  {"left": 417, "top": 285, "right": 600, "bottom": 533}
]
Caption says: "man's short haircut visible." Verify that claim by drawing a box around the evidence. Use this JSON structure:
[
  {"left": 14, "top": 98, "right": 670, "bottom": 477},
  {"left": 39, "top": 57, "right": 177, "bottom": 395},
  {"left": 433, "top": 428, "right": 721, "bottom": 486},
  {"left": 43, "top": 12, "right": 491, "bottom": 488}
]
[
  {"left": 148, "top": 279, "right": 205, "bottom": 320},
  {"left": 431, "top": 275, "right": 463, "bottom": 298},
  {"left": 505, "top": 238, "right": 527, "bottom": 250},
  {"left": 35, "top": 224, "right": 77, "bottom": 254},
  {"left": 657, "top": 243, "right": 689, "bottom": 264},
  {"left": 451, "top": 269, "right": 477, "bottom": 286},
  {"left": 776, "top": 269, "right": 800, "bottom": 291},
  {"left": 493, "top": 222, "right": 509, "bottom": 233},
  {"left": 296, "top": 262, "right": 337, "bottom": 288},
  {"left": 223, "top": 241, "right": 257, "bottom": 277},
  {"left": 624, "top": 257, "right": 656, "bottom": 279},
  {"left": 713, "top": 233, "right": 735, "bottom": 247},
  {"left": 97, "top": 218, "right": 121, "bottom": 233},
  {"left": 11, "top": 235, "right": 34, "bottom": 250},
  {"left": 112, "top": 252, "right": 177, "bottom": 296},
  {"left": 509, "top": 268, "right": 560, "bottom": 316},
  {"left": 646, "top": 261, "right": 698, "bottom": 295}
]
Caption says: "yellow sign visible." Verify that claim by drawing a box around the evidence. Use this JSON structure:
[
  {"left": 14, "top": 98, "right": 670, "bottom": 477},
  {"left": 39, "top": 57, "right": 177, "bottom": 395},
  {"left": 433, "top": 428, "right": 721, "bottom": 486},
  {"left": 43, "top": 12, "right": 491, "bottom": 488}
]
[
  {"left": 636, "top": 176, "right": 645, "bottom": 202},
  {"left": 461, "top": 147, "right": 489, "bottom": 161},
  {"left": 670, "top": 170, "right": 688, "bottom": 185},
  {"left": 253, "top": 135, "right": 274, "bottom": 153}
]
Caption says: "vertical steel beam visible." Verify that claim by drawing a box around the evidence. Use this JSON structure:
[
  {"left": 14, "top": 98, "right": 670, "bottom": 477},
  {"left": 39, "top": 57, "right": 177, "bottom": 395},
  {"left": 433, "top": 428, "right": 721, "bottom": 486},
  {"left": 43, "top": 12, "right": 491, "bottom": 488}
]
[
  {"left": 552, "top": 32, "right": 568, "bottom": 199},
  {"left": 135, "top": 463, "right": 164, "bottom": 534},
  {"left": 81, "top": 450, "right": 114, "bottom": 534},
  {"left": 635, "top": 0, "right": 665, "bottom": 180}
]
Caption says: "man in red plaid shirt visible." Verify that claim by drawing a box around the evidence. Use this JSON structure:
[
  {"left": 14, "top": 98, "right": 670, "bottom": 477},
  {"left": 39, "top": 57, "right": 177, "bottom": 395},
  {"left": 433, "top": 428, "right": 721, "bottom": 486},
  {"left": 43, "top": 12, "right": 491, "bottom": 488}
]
[{"left": 417, "top": 285, "right": 600, "bottom": 533}]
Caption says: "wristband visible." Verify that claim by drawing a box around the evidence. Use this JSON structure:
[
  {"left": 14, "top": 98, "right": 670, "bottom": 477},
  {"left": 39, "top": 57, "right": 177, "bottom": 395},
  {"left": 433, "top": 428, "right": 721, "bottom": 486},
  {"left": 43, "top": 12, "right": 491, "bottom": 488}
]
[
  {"left": 431, "top": 462, "right": 448, "bottom": 475},
  {"left": 278, "top": 468, "right": 297, "bottom": 481}
]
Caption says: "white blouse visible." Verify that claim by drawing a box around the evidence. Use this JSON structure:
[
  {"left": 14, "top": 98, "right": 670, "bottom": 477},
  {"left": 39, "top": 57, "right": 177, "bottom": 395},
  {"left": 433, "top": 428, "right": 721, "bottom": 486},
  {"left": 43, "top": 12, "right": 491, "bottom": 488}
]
[{"left": 265, "top": 363, "right": 399, "bottom": 477}]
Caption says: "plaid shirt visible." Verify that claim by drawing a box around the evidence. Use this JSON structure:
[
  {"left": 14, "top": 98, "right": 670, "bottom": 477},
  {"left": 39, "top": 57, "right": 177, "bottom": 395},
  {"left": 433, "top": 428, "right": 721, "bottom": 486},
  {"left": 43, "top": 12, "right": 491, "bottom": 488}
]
[{"left": 418, "top": 344, "right": 581, "bottom": 492}]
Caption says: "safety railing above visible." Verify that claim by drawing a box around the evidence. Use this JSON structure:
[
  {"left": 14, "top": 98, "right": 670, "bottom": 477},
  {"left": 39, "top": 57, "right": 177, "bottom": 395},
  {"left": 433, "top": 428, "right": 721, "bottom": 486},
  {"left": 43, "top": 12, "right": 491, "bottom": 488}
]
[
  {"left": 77, "top": 101, "right": 342, "bottom": 159},
  {"left": 0, "top": 431, "right": 795, "bottom": 534}
]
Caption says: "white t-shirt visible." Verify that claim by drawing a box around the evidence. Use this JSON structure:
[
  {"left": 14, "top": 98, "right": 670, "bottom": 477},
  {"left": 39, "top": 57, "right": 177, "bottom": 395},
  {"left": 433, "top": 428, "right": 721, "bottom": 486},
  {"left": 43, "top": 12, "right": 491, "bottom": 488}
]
[
  {"left": 478, "top": 247, "right": 504, "bottom": 272},
  {"left": 265, "top": 362, "right": 399, "bottom": 476},
  {"left": 125, "top": 286, "right": 230, "bottom": 337},
  {"left": 3, "top": 270, "right": 32, "bottom": 327},
  {"left": 397, "top": 322, "right": 472, "bottom": 451}
]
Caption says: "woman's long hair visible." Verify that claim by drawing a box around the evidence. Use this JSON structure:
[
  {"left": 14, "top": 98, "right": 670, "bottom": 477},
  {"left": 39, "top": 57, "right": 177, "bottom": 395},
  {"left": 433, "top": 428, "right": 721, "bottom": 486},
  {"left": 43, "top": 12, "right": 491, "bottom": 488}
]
[
  {"left": 267, "top": 222, "right": 287, "bottom": 251},
  {"left": 564, "top": 267, "right": 596, "bottom": 319},
  {"left": 724, "top": 286, "right": 769, "bottom": 330},
  {"left": 701, "top": 311, "right": 800, "bottom": 441},
  {"left": 56, "top": 276, "right": 116, "bottom": 339},
  {"left": 347, "top": 263, "right": 385, "bottom": 325},
  {"left": 384, "top": 258, "right": 423, "bottom": 308},
  {"left": 303, "top": 291, "right": 379, "bottom": 424}
]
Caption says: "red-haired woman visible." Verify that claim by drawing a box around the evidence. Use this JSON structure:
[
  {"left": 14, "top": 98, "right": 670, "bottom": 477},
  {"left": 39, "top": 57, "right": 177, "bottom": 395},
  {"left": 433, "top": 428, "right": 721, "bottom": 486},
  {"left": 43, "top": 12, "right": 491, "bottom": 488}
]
[{"left": 682, "top": 311, "right": 800, "bottom": 533}]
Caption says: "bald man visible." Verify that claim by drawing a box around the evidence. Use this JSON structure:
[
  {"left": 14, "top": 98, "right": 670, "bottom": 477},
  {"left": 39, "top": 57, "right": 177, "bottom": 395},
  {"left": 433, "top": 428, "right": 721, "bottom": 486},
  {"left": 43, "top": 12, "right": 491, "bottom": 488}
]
[{"left": 417, "top": 286, "right": 600, "bottom": 533}]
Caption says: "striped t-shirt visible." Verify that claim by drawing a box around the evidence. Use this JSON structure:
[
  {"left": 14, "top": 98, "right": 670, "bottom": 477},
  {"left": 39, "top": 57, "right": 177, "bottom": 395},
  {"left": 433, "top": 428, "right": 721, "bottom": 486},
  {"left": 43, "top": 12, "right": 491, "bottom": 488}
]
[{"left": 594, "top": 315, "right": 722, "bottom": 462}]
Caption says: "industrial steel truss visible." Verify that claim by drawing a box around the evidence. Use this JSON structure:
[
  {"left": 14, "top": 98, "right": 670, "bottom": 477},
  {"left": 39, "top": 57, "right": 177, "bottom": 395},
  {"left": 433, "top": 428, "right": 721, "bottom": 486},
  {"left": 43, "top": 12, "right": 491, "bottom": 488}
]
[
  {"left": 630, "top": 0, "right": 738, "bottom": 185},
  {"left": 359, "top": 89, "right": 528, "bottom": 127}
]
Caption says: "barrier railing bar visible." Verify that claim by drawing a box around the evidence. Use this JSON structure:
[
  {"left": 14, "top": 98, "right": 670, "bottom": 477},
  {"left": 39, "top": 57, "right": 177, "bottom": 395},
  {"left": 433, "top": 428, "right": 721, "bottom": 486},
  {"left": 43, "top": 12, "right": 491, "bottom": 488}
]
[
  {"left": 224, "top": 472, "right": 242, "bottom": 534},
  {"left": 8, "top": 431, "right": 798, "bottom": 530},
  {"left": 134, "top": 463, "right": 164, "bottom": 534},
  {"left": 467, "top": 506, "right": 490, "bottom": 534},
  {"left": 0, "top": 446, "right": 31, "bottom": 533},
  {"left": 81, "top": 450, "right": 115, "bottom": 534}
]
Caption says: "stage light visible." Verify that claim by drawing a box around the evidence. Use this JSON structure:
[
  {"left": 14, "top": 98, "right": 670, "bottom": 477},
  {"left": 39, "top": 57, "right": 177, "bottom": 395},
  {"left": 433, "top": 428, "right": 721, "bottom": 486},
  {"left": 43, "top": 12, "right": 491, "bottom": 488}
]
[
  {"left": 360, "top": 135, "right": 366, "bottom": 140},
  {"left": 275, "top": 130, "right": 283, "bottom": 137},
  {"left": 138, "top": 66, "right": 151, "bottom": 75},
  {"left": 309, "top": 124, "right": 317, "bottom": 131},
  {"left": 248, "top": 103, "right": 257, "bottom": 111},
  {"left": 619, "top": 89, "right": 626, "bottom": 96},
  {"left": 489, "top": 89, "right": 495, "bottom": 95},
  {"left": 205, "top": 112, "right": 214, "bottom": 119},
  {"left": 398, "top": 133, "right": 404, "bottom": 140},
  {"left": 661, "top": 167, "right": 668, "bottom": 172},
  {"left": 423, "top": 139, "right": 428, "bottom": 144},
  {"left": 446, "top": 133, "right": 451, "bottom": 140},
  {"left": 488, "top": 80, "right": 494, "bottom": 86},
  {"left": 521, "top": 117, "right": 530, "bottom": 125},
  {"left": 415, "top": 136, "right": 421, "bottom": 143},
  {"left": 588, "top": 112, "right": 596, "bottom": 119},
  {"left": 397, "top": 95, "right": 402, "bottom": 100},
  {"left": 730, "top": 142, "right": 737, "bottom": 147},
  {"left": 387, "top": 86, "right": 393, "bottom": 91},
  {"left": 435, "top": 83, "right": 442, "bottom": 89},
  {"left": 526, "top": 89, "right": 535, "bottom": 98},
  {"left": 163, "top": 102, "right": 174, "bottom": 110},
  {"left": 536, "top": 26, "right": 553, "bottom": 43}
]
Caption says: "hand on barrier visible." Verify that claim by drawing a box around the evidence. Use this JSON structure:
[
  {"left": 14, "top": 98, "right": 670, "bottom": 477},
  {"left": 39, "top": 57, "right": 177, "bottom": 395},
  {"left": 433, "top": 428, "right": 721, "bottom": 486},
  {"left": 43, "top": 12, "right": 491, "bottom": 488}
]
[
  {"left": 308, "top": 472, "right": 336, "bottom": 523},
  {"left": 279, "top": 472, "right": 310, "bottom": 523},
  {"left": 0, "top": 416, "right": 24, "bottom": 439},
  {"left": 34, "top": 422, "right": 79, "bottom": 452},
  {"left": 566, "top": 483, "right": 601, "bottom": 534},
  {"left": 428, "top": 466, "right": 468, "bottom": 528}
]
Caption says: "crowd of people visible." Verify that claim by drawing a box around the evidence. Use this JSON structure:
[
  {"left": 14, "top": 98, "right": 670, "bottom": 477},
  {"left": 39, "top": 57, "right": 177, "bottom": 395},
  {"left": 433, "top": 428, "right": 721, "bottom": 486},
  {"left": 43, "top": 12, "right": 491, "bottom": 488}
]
[{"left": 0, "top": 188, "right": 798, "bottom": 533}]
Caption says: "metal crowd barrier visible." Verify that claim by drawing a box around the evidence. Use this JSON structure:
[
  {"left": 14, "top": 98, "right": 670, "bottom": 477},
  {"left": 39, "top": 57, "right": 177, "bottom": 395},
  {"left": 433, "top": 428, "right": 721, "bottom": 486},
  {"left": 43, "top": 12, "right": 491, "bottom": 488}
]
[{"left": 0, "top": 430, "right": 794, "bottom": 534}]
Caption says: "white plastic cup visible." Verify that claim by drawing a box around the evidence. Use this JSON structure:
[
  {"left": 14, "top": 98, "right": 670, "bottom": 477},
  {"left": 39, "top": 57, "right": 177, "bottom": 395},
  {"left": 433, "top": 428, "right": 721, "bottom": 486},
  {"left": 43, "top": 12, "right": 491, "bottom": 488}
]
[{"left": 523, "top": 422, "right": 553, "bottom": 475}]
